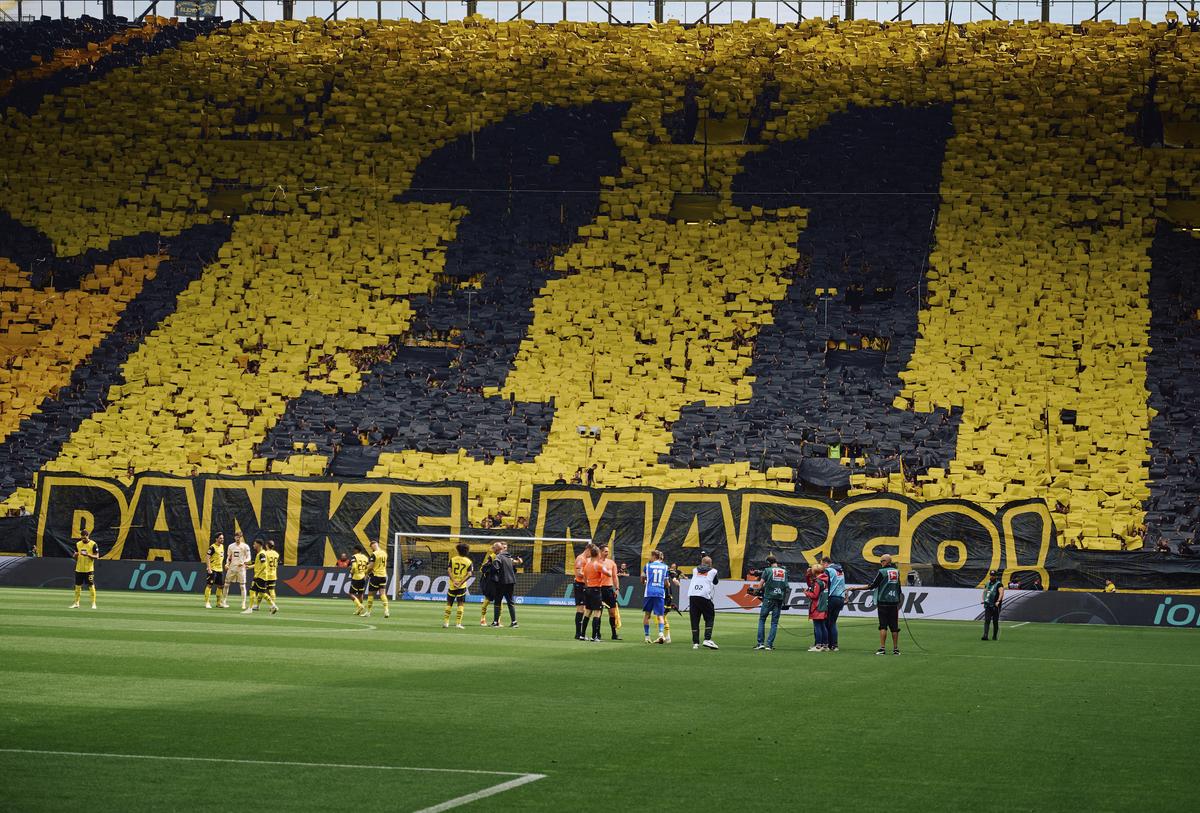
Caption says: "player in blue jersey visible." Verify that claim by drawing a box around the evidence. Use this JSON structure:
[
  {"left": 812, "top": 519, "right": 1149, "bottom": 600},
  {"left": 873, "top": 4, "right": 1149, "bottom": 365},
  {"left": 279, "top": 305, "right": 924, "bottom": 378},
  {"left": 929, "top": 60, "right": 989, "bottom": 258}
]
[{"left": 642, "top": 549, "right": 671, "bottom": 644}]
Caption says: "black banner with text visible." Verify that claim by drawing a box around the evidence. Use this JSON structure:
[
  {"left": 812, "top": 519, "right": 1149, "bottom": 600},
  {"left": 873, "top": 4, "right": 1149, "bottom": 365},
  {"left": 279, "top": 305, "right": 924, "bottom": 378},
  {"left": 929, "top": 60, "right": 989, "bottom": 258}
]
[{"left": 28, "top": 474, "right": 1200, "bottom": 589}]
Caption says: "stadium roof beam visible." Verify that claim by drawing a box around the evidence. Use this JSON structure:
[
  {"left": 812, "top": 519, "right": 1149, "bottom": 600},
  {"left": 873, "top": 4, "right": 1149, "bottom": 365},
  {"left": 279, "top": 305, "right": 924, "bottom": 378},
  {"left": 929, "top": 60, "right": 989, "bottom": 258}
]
[
  {"left": 693, "top": 1, "right": 725, "bottom": 24},
  {"left": 405, "top": 1, "right": 430, "bottom": 20},
  {"left": 590, "top": 1, "right": 626, "bottom": 24},
  {"left": 230, "top": 0, "right": 258, "bottom": 20},
  {"left": 134, "top": 1, "right": 159, "bottom": 22},
  {"left": 324, "top": 0, "right": 350, "bottom": 20},
  {"left": 780, "top": 1, "right": 807, "bottom": 21},
  {"left": 891, "top": 1, "right": 919, "bottom": 21},
  {"left": 507, "top": 1, "right": 537, "bottom": 21},
  {"left": 972, "top": 1, "right": 999, "bottom": 20},
  {"left": 1087, "top": 0, "right": 1115, "bottom": 21}
]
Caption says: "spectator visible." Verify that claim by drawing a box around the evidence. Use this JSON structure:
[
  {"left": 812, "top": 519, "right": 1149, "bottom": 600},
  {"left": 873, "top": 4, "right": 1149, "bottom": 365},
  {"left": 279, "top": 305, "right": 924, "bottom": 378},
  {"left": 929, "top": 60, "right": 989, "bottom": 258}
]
[
  {"left": 336, "top": 550, "right": 350, "bottom": 568},
  {"left": 1104, "top": 579, "right": 1117, "bottom": 593},
  {"left": 586, "top": 464, "right": 597, "bottom": 488},
  {"left": 1031, "top": 576, "right": 1044, "bottom": 591},
  {"left": 1008, "top": 577, "right": 1021, "bottom": 590},
  {"left": 1155, "top": 538, "right": 1172, "bottom": 555},
  {"left": 1179, "top": 539, "right": 1195, "bottom": 558},
  {"left": 570, "top": 468, "right": 583, "bottom": 485}
]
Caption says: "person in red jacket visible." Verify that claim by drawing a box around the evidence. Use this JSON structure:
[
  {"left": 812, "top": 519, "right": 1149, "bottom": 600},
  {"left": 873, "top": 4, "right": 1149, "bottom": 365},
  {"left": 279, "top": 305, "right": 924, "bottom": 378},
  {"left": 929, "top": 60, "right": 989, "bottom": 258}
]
[{"left": 805, "top": 564, "right": 831, "bottom": 652}]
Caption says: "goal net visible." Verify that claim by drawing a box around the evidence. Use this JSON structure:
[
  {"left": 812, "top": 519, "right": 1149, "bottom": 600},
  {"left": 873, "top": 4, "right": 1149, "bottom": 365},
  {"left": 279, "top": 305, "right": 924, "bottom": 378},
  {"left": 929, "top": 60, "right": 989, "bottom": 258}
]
[{"left": 390, "top": 533, "right": 591, "bottom": 603}]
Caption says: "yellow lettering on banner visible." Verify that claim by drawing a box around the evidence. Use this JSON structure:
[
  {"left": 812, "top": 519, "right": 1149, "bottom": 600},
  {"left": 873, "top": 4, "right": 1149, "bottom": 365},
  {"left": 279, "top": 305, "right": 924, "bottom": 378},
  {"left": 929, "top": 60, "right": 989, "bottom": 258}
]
[
  {"left": 905, "top": 504, "right": 1001, "bottom": 588},
  {"left": 834, "top": 496, "right": 908, "bottom": 567},
  {"left": 36, "top": 474, "right": 130, "bottom": 558},
  {"left": 651, "top": 493, "right": 741, "bottom": 575},
  {"left": 739, "top": 493, "right": 835, "bottom": 565},
  {"left": 121, "top": 476, "right": 205, "bottom": 561},
  {"left": 152, "top": 502, "right": 170, "bottom": 533},
  {"left": 146, "top": 548, "right": 173, "bottom": 562},
  {"left": 200, "top": 479, "right": 265, "bottom": 542},
  {"left": 532, "top": 489, "right": 654, "bottom": 572},
  {"left": 1001, "top": 502, "right": 1053, "bottom": 586},
  {"left": 937, "top": 539, "right": 968, "bottom": 569},
  {"left": 71, "top": 510, "right": 96, "bottom": 539}
]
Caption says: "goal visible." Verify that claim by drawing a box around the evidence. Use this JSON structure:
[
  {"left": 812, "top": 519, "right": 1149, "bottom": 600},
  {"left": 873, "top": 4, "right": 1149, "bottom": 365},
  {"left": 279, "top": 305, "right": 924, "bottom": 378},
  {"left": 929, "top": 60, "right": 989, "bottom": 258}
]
[{"left": 390, "top": 532, "right": 591, "bottom": 602}]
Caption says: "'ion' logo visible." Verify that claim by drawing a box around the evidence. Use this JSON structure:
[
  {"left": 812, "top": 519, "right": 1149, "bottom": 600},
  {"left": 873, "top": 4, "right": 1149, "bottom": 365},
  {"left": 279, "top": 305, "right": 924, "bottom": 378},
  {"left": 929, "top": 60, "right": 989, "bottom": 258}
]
[
  {"left": 1152, "top": 597, "right": 1200, "bottom": 627},
  {"left": 127, "top": 563, "right": 197, "bottom": 593}
]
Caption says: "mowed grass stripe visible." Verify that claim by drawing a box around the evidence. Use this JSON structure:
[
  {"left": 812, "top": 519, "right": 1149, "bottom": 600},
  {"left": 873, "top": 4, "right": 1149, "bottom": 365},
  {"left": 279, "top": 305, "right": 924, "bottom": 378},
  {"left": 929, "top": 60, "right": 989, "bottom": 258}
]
[{"left": 2, "top": 587, "right": 1198, "bottom": 811}]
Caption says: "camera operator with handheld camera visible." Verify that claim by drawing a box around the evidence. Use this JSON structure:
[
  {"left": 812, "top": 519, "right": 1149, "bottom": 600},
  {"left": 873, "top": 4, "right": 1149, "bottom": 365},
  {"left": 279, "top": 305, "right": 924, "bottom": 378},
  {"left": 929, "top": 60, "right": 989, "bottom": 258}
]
[
  {"left": 981, "top": 569, "right": 1004, "bottom": 641},
  {"left": 749, "top": 554, "right": 789, "bottom": 651}
]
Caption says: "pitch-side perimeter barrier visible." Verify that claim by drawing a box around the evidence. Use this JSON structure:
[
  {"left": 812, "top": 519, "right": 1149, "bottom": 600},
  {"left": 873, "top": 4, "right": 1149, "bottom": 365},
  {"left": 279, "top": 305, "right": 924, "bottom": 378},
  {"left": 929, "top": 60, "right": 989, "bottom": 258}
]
[{"left": 3, "top": 557, "right": 1200, "bottom": 628}]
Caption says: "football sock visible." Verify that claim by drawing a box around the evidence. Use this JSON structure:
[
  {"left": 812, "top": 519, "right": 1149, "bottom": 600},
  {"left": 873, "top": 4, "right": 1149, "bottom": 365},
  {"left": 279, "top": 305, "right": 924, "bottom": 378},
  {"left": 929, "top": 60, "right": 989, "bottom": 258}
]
[
  {"left": 381, "top": 595, "right": 389, "bottom": 612},
  {"left": 663, "top": 618, "right": 670, "bottom": 636},
  {"left": 610, "top": 617, "right": 619, "bottom": 636},
  {"left": 268, "top": 589, "right": 277, "bottom": 607},
  {"left": 204, "top": 586, "right": 211, "bottom": 603},
  {"left": 443, "top": 604, "right": 452, "bottom": 624},
  {"left": 613, "top": 607, "right": 621, "bottom": 629},
  {"left": 366, "top": 596, "right": 374, "bottom": 612},
  {"left": 455, "top": 605, "right": 465, "bottom": 625},
  {"left": 658, "top": 619, "right": 665, "bottom": 636},
  {"left": 704, "top": 622, "right": 713, "bottom": 640},
  {"left": 592, "top": 617, "right": 601, "bottom": 638},
  {"left": 89, "top": 586, "right": 97, "bottom": 605},
  {"left": 73, "top": 586, "right": 81, "bottom": 603},
  {"left": 643, "top": 623, "right": 650, "bottom": 636},
  {"left": 480, "top": 599, "right": 491, "bottom": 620}
]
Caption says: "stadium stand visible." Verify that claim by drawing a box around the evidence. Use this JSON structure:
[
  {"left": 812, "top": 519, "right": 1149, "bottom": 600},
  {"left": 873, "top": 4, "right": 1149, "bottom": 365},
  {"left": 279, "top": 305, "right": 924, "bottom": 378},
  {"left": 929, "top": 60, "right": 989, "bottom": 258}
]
[{"left": 0, "top": 18, "right": 1197, "bottom": 549}]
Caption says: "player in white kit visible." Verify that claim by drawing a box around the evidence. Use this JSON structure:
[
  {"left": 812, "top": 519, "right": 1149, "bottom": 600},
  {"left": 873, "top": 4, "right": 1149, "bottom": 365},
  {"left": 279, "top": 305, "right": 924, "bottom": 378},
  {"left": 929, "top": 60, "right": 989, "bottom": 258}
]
[{"left": 224, "top": 532, "right": 253, "bottom": 610}]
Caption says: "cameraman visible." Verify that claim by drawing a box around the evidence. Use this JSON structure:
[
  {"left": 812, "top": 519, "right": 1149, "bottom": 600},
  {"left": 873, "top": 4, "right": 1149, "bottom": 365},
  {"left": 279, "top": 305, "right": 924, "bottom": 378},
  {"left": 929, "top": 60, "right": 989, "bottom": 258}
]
[
  {"left": 753, "top": 554, "right": 788, "bottom": 651},
  {"left": 981, "top": 569, "right": 1003, "bottom": 641}
]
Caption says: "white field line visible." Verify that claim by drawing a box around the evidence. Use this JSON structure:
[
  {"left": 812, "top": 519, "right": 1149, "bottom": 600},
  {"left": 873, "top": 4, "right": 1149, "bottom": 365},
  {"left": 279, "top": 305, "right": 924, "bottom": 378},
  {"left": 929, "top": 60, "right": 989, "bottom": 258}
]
[
  {"left": 1008, "top": 622, "right": 1030, "bottom": 629},
  {"left": 412, "top": 773, "right": 548, "bottom": 813},
  {"left": 0, "top": 748, "right": 546, "bottom": 811}
]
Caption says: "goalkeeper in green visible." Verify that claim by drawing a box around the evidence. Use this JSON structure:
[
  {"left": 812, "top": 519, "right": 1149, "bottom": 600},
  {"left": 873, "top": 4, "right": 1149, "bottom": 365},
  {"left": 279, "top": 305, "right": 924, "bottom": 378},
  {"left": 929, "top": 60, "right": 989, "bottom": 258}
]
[{"left": 754, "top": 554, "right": 790, "bottom": 651}]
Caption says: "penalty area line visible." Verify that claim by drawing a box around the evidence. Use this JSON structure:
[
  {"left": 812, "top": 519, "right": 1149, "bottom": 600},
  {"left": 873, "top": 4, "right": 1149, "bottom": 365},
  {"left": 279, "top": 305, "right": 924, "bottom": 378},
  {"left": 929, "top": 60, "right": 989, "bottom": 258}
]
[
  {"left": 0, "top": 748, "right": 547, "bottom": 812},
  {"left": 413, "top": 773, "right": 548, "bottom": 813}
]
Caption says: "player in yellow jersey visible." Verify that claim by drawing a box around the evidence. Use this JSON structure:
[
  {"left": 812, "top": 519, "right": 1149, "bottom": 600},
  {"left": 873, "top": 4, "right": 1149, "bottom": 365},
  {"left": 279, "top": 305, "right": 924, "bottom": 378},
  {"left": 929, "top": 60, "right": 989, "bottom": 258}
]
[
  {"left": 203, "top": 533, "right": 226, "bottom": 609},
  {"left": 243, "top": 539, "right": 279, "bottom": 615},
  {"left": 70, "top": 530, "right": 100, "bottom": 609},
  {"left": 363, "top": 540, "right": 390, "bottom": 619},
  {"left": 348, "top": 546, "right": 370, "bottom": 616},
  {"left": 443, "top": 542, "right": 473, "bottom": 629}
]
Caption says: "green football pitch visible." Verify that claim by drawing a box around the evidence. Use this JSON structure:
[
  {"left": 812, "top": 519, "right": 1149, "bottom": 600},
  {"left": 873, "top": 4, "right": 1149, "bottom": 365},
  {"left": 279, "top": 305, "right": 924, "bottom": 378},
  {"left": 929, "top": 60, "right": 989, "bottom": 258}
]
[{"left": 1, "top": 588, "right": 1197, "bottom": 811}]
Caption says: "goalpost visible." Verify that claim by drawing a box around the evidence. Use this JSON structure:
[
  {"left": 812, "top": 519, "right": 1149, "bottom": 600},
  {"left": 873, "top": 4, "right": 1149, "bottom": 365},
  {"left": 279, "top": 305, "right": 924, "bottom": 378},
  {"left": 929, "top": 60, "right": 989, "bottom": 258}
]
[{"left": 390, "top": 532, "right": 591, "bottom": 601}]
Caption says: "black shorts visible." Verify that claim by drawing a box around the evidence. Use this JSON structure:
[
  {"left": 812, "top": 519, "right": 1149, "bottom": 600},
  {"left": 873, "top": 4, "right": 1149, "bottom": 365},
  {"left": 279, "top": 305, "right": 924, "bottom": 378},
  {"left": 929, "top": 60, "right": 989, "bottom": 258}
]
[
  {"left": 368, "top": 575, "right": 387, "bottom": 591},
  {"left": 446, "top": 588, "right": 466, "bottom": 605},
  {"left": 600, "top": 586, "right": 618, "bottom": 609},
  {"left": 207, "top": 571, "right": 225, "bottom": 587},
  {"left": 350, "top": 578, "right": 367, "bottom": 596},
  {"left": 584, "top": 586, "right": 603, "bottom": 612},
  {"left": 74, "top": 571, "right": 94, "bottom": 587},
  {"left": 252, "top": 578, "right": 267, "bottom": 593},
  {"left": 877, "top": 603, "right": 900, "bottom": 632},
  {"left": 573, "top": 581, "right": 586, "bottom": 606}
]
